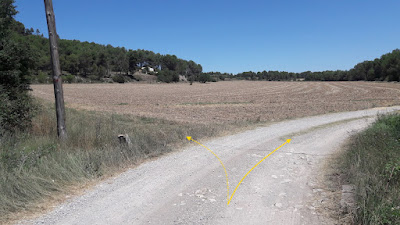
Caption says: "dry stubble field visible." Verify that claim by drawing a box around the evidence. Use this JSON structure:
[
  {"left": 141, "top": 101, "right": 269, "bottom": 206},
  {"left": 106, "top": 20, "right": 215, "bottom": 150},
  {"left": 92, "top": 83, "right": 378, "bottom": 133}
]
[{"left": 32, "top": 81, "right": 400, "bottom": 124}]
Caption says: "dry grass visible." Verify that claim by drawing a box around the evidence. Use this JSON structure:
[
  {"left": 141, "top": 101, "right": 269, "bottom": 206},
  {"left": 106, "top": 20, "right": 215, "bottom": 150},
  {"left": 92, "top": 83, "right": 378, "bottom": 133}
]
[{"left": 32, "top": 81, "right": 400, "bottom": 124}]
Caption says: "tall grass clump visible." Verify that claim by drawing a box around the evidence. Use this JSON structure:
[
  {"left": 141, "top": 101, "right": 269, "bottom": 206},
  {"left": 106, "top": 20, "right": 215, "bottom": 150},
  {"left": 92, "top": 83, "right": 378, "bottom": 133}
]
[
  {"left": 339, "top": 114, "right": 400, "bottom": 224},
  {"left": 0, "top": 102, "right": 245, "bottom": 222}
]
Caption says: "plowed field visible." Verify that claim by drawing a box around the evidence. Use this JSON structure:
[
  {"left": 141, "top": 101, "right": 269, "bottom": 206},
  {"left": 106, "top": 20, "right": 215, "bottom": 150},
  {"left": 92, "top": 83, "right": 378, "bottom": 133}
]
[{"left": 32, "top": 81, "right": 400, "bottom": 124}]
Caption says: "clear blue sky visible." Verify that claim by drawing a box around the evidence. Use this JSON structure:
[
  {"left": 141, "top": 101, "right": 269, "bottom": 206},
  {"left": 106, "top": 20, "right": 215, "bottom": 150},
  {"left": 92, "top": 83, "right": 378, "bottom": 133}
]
[{"left": 15, "top": 0, "right": 400, "bottom": 74}]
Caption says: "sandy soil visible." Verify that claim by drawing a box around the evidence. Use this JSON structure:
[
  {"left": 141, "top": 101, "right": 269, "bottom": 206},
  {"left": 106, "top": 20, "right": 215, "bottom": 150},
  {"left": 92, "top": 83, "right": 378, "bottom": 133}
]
[{"left": 31, "top": 81, "right": 400, "bottom": 124}]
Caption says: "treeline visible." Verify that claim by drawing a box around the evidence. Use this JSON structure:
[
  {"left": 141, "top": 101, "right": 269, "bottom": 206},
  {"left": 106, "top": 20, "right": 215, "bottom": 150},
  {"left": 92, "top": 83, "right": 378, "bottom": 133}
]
[
  {"left": 347, "top": 49, "right": 400, "bottom": 81},
  {"left": 232, "top": 49, "right": 400, "bottom": 82},
  {"left": 195, "top": 72, "right": 232, "bottom": 83},
  {"left": 232, "top": 71, "right": 302, "bottom": 81},
  {"left": 11, "top": 20, "right": 204, "bottom": 83}
]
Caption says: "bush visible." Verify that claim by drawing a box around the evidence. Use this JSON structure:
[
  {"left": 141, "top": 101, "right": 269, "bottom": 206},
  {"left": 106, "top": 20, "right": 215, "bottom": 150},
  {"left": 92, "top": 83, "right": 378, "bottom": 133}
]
[
  {"left": 339, "top": 114, "right": 400, "bottom": 224},
  {"left": 63, "top": 74, "right": 75, "bottom": 83},
  {"left": 36, "top": 71, "right": 49, "bottom": 83},
  {"left": 0, "top": 87, "right": 38, "bottom": 134},
  {"left": 197, "top": 73, "right": 212, "bottom": 83},
  {"left": 88, "top": 75, "right": 100, "bottom": 82},
  {"left": 157, "top": 69, "right": 179, "bottom": 83},
  {"left": 112, "top": 75, "right": 125, "bottom": 83}
]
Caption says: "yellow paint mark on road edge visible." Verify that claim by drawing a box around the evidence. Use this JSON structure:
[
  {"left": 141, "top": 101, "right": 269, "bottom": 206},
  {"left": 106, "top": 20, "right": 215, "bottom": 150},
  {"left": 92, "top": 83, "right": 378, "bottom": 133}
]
[{"left": 186, "top": 136, "right": 291, "bottom": 205}]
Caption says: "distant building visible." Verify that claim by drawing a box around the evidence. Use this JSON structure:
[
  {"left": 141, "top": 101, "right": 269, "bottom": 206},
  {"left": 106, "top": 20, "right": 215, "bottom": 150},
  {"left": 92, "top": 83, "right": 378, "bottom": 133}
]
[{"left": 140, "top": 66, "right": 156, "bottom": 74}]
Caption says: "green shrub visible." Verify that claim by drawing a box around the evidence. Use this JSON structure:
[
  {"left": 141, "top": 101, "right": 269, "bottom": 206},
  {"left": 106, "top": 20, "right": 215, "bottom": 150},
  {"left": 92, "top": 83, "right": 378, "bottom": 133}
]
[
  {"left": 112, "top": 75, "right": 125, "bottom": 83},
  {"left": 197, "top": 73, "right": 212, "bottom": 83},
  {"left": 0, "top": 87, "right": 38, "bottom": 134},
  {"left": 63, "top": 74, "right": 75, "bottom": 83},
  {"left": 36, "top": 71, "right": 49, "bottom": 83},
  {"left": 88, "top": 75, "right": 100, "bottom": 82},
  {"left": 157, "top": 69, "right": 179, "bottom": 83},
  {"left": 339, "top": 114, "right": 400, "bottom": 224}
]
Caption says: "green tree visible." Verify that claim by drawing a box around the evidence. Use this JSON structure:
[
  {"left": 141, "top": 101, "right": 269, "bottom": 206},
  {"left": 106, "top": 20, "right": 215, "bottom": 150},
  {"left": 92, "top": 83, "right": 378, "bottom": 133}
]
[
  {"left": 157, "top": 69, "right": 179, "bottom": 83},
  {"left": 78, "top": 52, "right": 94, "bottom": 76},
  {"left": 97, "top": 51, "right": 109, "bottom": 75},
  {"left": 65, "top": 54, "right": 79, "bottom": 74},
  {"left": 162, "top": 54, "right": 179, "bottom": 71},
  {"left": 198, "top": 73, "right": 211, "bottom": 83},
  {"left": 0, "top": 0, "right": 37, "bottom": 133}
]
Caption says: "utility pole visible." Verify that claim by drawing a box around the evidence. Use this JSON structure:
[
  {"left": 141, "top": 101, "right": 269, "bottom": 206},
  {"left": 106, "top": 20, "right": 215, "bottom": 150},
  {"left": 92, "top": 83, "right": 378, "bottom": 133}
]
[{"left": 44, "top": 0, "right": 67, "bottom": 140}]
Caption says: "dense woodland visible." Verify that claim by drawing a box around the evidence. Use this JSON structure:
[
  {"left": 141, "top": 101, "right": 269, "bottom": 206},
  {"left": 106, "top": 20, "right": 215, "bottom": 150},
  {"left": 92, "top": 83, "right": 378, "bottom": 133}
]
[
  {"left": 10, "top": 20, "right": 204, "bottom": 84},
  {"left": 229, "top": 49, "right": 400, "bottom": 82}
]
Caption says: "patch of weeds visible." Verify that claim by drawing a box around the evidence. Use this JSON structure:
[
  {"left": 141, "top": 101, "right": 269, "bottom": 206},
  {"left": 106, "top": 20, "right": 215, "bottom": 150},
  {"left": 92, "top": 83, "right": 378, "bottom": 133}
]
[{"left": 337, "top": 114, "right": 400, "bottom": 224}]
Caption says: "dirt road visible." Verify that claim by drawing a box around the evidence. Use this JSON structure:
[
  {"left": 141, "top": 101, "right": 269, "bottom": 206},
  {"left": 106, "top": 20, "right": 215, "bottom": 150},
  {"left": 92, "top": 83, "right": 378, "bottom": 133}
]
[{"left": 21, "top": 106, "right": 400, "bottom": 225}]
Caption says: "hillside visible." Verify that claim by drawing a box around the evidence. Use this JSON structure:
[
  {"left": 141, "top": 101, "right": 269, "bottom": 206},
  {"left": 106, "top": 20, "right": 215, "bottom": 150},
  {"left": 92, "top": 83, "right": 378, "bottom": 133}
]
[{"left": 11, "top": 20, "right": 203, "bottom": 83}]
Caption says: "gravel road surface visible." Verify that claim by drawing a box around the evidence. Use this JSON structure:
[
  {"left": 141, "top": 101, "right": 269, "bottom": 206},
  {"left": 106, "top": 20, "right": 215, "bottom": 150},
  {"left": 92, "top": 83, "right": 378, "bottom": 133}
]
[{"left": 20, "top": 106, "right": 400, "bottom": 225}]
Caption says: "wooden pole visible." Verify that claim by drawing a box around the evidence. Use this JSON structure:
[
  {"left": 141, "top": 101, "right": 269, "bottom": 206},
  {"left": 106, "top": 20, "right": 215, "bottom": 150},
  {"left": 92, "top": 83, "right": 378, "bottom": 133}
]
[{"left": 44, "top": 0, "right": 67, "bottom": 139}]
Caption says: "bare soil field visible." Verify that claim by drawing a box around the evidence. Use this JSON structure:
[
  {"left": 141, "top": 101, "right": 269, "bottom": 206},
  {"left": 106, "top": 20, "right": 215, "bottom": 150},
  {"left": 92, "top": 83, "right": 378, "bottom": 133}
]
[{"left": 32, "top": 81, "right": 400, "bottom": 124}]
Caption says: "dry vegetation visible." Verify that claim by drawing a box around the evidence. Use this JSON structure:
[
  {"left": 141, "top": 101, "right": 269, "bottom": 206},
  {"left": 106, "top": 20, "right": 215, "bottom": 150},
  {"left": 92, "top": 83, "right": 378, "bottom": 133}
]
[{"left": 32, "top": 81, "right": 400, "bottom": 123}]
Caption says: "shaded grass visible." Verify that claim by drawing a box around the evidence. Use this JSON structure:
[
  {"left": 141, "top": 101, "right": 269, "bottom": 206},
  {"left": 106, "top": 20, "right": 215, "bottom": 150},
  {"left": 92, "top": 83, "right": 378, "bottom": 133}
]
[
  {"left": 338, "top": 114, "right": 400, "bottom": 224},
  {"left": 0, "top": 102, "right": 257, "bottom": 223}
]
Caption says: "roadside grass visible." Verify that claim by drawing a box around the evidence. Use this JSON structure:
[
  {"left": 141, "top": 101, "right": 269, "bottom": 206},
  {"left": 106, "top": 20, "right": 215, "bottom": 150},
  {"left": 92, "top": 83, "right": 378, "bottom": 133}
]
[
  {"left": 337, "top": 113, "right": 400, "bottom": 224},
  {"left": 0, "top": 102, "right": 258, "bottom": 223}
]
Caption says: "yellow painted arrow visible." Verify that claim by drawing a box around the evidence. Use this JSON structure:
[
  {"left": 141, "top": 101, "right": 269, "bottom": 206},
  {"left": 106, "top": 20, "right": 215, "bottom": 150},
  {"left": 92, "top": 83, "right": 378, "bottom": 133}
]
[
  {"left": 186, "top": 136, "right": 230, "bottom": 202},
  {"left": 187, "top": 136, "right": 291, "bottom": 205}
]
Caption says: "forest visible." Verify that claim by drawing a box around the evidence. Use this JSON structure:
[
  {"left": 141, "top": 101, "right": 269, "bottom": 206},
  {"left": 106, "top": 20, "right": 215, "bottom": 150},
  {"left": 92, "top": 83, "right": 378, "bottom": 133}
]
[
  {"left": 10, "top": 20, "right": 204, "bottom": 84},
  {"left": 230, "top": 49, "right": 400, "bottom": 82}
]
